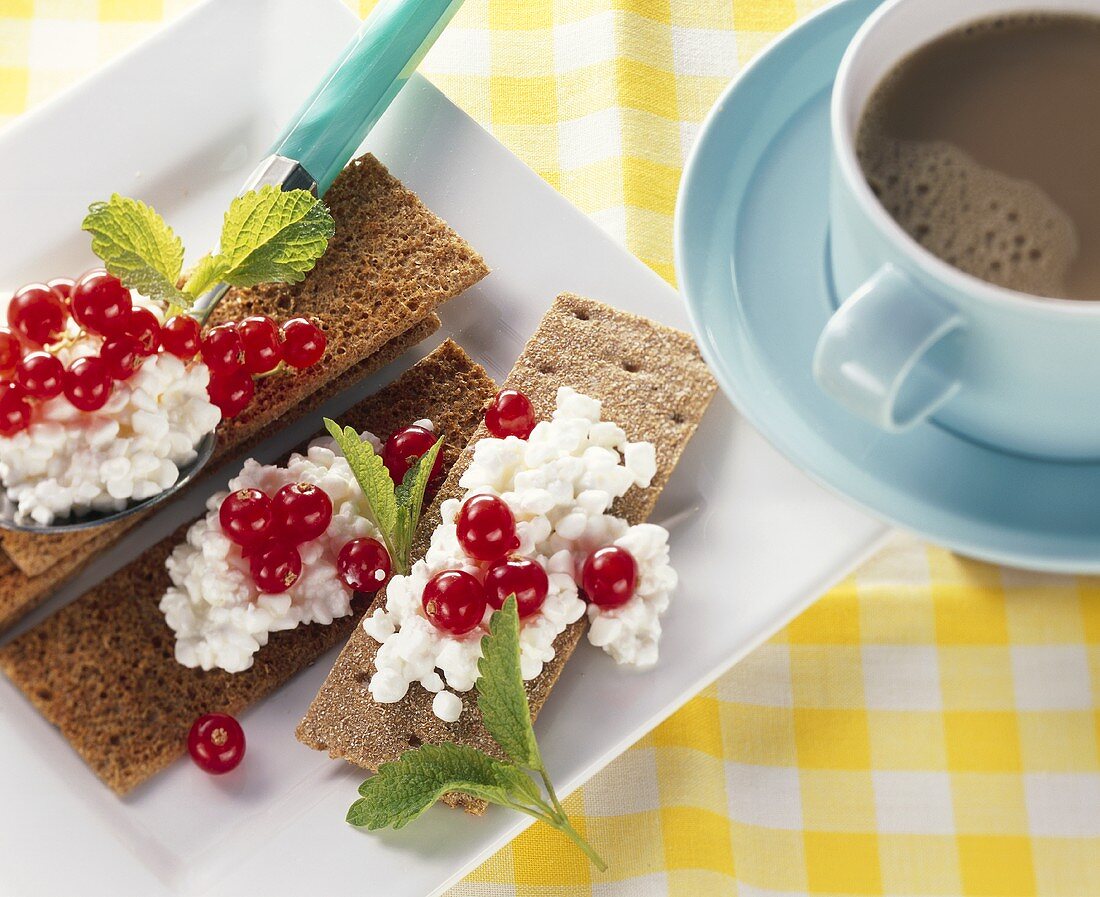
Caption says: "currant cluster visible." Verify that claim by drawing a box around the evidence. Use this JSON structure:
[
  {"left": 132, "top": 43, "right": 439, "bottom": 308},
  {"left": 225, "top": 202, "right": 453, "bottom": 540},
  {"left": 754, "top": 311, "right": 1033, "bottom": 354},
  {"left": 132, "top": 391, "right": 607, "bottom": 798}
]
[{"left": 419, "top": 389, "right": 638, "bottom": 636}]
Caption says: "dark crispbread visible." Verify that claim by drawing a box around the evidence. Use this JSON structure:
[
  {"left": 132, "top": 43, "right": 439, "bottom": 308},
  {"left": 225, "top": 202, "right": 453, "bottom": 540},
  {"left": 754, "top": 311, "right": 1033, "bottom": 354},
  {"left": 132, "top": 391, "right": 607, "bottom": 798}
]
[
  {"left": 296, "top": 294, "right": 718, "bottom": 813},
  {"left": 0, "top": 315, "right": 440, "bottom": 633},
  {"left": 0, "top": 341, "right": 497, "bottom": 795}
]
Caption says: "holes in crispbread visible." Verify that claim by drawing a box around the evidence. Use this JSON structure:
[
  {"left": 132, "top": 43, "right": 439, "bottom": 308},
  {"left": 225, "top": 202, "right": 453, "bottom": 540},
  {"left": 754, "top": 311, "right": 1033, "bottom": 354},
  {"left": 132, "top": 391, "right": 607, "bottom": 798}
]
[
  {"left": 621, "top": 360, "right": 641, "bottom": 373},
  {"left": 407, "top": 734, "right": 423, "bottom": 748}
]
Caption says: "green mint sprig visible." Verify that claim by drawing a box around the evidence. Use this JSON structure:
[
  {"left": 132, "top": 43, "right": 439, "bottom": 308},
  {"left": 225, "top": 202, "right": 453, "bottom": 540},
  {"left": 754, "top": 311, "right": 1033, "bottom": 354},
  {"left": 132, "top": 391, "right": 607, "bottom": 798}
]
[
  {"left": 323, "top": 418, "right": 443, "bottom": 576},
  {"left": 347, "top": 597, "right": 608, "bottom": 871}
]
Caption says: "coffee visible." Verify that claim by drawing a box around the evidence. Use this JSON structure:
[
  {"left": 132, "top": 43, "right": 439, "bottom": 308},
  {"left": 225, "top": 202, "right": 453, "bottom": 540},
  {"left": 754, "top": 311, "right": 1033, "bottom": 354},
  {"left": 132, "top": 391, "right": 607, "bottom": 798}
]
[{"left": 856, "top": 14, "right": 1100, "bottom": 300}]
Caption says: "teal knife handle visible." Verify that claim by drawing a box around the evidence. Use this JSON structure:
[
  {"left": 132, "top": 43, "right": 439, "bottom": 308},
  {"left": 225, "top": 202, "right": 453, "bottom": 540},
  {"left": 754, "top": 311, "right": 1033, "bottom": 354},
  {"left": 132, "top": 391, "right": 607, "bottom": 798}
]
[{"left": 269, "top": 0, "right": 464, "bottom": 194}]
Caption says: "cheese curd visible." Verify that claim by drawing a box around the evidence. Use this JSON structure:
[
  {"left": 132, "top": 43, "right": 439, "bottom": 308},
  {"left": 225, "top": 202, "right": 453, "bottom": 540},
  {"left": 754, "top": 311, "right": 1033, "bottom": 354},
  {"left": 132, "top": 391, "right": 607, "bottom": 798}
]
[
  {"left": 362, "top": 387, "right": 676, "bottom": 721},
  {"left": 160, "top": 432, "right": 384, "bottom": 673}
]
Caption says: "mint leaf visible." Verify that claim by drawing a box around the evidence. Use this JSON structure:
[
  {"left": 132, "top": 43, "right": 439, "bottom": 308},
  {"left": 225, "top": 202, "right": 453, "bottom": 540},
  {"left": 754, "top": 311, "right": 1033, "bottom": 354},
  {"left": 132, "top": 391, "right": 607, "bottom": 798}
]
[
  {"left": 391, "top": 436, "right": 443, "bottom": 571},
  {"left": 82, "top": 194, "right": 187, "bottom": 305},
  {"left": 477, "top": 597, "right": 541, "bottom": 769},
  {"left": 348, "top": 743, "right": 541, "bottom": 830},
  {"left": 324, "top": 419, "right": 397, "bottom": 538},
  {"left": 181, "top": 253, "right": 223, "bottom": 299}
]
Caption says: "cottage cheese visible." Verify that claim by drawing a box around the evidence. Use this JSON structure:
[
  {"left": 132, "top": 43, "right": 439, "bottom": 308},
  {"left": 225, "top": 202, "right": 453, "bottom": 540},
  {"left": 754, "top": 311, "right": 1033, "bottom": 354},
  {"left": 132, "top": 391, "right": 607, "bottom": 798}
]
[
  {"left": 362, "top": 387, "right": 676, "bottom": 721},
  {"left": 159, "top": 432, "right": 384, "bottom": 673}
]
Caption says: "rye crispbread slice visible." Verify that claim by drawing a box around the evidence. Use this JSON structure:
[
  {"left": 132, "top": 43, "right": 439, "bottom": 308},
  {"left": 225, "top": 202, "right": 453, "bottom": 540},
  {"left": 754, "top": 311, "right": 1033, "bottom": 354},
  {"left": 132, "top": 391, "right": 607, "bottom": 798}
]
[
  {"left": 296, "top": 294, "right": 718, "bottom": 814},
  {"left": 0, "top": 315, "right": 440, "bottom": 633},
  {"left": 0, "top": 341, "right": 497, "bottom": 795}
]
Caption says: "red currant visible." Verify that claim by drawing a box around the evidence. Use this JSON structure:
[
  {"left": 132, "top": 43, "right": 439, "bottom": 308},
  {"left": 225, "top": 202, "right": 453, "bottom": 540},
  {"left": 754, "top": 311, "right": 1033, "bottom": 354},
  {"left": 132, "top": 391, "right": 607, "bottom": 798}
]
[
  {"left": 161, "top": 314, "right": 201, "bottom": 360},
  {"left": 218, "top": 488, "right": 273, "bottom": 546},
  {"left": 46, "top": 277, "right": 75, "bottom": 300},
  {"left": 249, "top": 540, "right": 302, "bottom": 593},
  {"left": 382, "top": 424, "right": 442, "bottom": 485},
  {"left": 14, "top": 352, "right": 63, "bottom": 399},
  {"left": 201, "top": 323, "right": 243, "bottom": 374},
  {"left": 63, "top": 356, "right": 113, "bottom": 412},
  {"left": 7, "top": 283, "right": 67, "bottom": 346},
  {"left": 207, "top": 367, "right": 254, "bottom": 419},
  {"left": 484, "top": 557, "right": 549, "bottom": 618},
  {"left": 100, "top": 334, "right": 143, "bottom": 381},
  {"left": 237, "top": 315, "right": 282, "bottom": 374},
  {"left": 337, "top": 537, "right": 392, "bottom": 592},
  {"left": 0, "top": 328, "right": 23, "bottom": 376},
  {"left": 422, "top": 570, "right": 486, "bottom": 635},
  {"left": 456, "top": 494, "right": 519, "bottom": 561},
  {"left": 125, "top": 307, "right": 161, "bottom": 356},
  {"left": 187, "top": 713, "right": 245, "bottom": 775},
  {"left": 271, "top": 482, "right": 332, "bottom": 543},
  {"left": 485, "top": 389, "right": 537, "bottom": 439},
  {"left": 280, "top": 317, "right": 327, "bottom": 369},
  {"left": 0, "top": 382, "right": 31, "bottom": 436},
  {"left": 71, "top": 269, "right": 132, "bottom": 337},
  {"left": 581, "top": 546, "right": 637, "bottom": 609}
]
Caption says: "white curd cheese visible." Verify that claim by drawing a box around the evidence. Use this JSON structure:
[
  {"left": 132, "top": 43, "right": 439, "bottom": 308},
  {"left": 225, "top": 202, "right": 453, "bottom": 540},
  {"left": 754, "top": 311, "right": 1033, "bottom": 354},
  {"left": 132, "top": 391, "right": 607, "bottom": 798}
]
[
  {"left": 363, "top": 387, "right": 676, "bottom": 721},
  {"left": 159, "top": 432, "right": 384, "bottom": 673}
]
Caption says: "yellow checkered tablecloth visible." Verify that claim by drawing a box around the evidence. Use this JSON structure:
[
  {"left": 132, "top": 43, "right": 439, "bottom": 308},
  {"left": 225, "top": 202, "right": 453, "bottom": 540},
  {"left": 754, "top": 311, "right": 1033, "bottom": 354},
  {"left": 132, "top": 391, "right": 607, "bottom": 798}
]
[{"left": 1, "top": 2, "right": 1098, "bottom": 895}]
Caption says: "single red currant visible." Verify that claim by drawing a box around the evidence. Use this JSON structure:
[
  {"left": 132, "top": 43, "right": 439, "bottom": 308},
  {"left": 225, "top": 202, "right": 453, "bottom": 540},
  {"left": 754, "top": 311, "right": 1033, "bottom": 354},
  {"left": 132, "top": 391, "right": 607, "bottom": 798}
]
[
  {"left": 271, "top": 482, "right": 332, "bottom": 543},
  {"left": 218, "top": 488, "right": 273, "bottom": 546},
  {"left": 485, "top": 389, "right": 537, "bottom": 439},
  {"left": 422, "top": 570, "right": 486, "bottom": 635},
  {"left": 100, "top": 334, "right": 143, "bottom": 381},
  {"left": 46, "top": 277, "right": 75, "bottom": 300},
  {"left": 160, "top": 314, "right": 201, "bottom": 359},
  {"left": 382, "top": 424, "right": 442, "bottom": 485},
  {"left": 201, "top": 323, "right": 244, "bottom": 374},
  {"left": 125, "top": 306, "right": 161, "bottom": 356},
  {"left": 0, "top": 328, "right": 23, "bottom": 376},
  {"left": 187, "top": 713, "right": 245, "bottom": 775},
  {"left": 0, "top": 381, "right": 32, "bottom": 436},
  {"left": 484, "top": 557, "right": 549, "bottom": 618},
  {"left": 237, "top": 315, "right": 282, "bottom": 374},
  {"left": 7, "top": 283, "right": 68, "bottom": 346},
  {"left": 14, "top": 352, "right": 63, "bottom": 399},
  {"left": 337, "top": 538, "right": 392, "bottom": 592},
  {"left": 249, "top": 540, "right": 302, "bottom": 593},
  {"left": 456, "top": 494, "right": 519, "bottom": 561},
  {"left": 581, "top": 546, "right": 637, "bottom": 609},
  {"left": 63, "top": 356, "right": 113, "bottom": 412},
  {"left": 280, "top": 317, "right": 327, "bottom": 369},
  {"left": 70, "top": 269, "right": 132, "bottom": 337},
  {"left": 207, "top": 367, "right": 254, "bottom": 419}
]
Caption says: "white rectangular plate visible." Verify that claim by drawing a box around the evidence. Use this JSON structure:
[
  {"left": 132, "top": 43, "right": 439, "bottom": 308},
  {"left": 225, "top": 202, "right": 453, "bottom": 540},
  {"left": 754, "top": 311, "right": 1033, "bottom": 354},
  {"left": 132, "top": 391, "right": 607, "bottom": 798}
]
[{"left": 0, "top": 1, "right": 889, "bottom": 895}]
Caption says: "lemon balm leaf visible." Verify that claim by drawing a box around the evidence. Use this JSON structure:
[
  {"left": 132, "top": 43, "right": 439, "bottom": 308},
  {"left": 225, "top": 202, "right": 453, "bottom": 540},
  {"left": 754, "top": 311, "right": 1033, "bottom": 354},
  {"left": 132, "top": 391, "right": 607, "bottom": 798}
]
[{"left": 324, "top": 419, "right": 398, "bottom": 539}]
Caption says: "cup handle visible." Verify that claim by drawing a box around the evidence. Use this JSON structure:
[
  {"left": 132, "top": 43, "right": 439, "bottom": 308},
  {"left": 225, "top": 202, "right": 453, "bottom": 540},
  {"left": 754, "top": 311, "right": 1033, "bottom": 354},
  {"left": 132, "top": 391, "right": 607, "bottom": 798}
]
[{"left": 813, "top": 265, "right": 965, "bottom": 432}]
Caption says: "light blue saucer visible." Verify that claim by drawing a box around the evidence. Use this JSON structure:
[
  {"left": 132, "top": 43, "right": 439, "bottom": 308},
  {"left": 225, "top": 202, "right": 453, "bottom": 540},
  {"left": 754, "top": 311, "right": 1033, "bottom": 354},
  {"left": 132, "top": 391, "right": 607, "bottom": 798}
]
[{"left": 675, "top": 0, "right": 1100, "bottom": 574}]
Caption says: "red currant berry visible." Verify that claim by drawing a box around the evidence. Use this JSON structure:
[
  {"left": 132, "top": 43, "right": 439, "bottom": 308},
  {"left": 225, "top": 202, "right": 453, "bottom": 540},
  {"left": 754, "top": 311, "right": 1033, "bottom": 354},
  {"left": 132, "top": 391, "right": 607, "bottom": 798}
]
[
  {"left": 207, "top": 367, "right": 254, "bottom": 419},
  {"left": 485, "top": 389, "right": 537, "bottom": 440},
  {"left": 218, "top": 488, "right": 273, "bottom": 547},
  {"left": 125, "top": 306, "right": 161, "bottom": 356},
  {"left": 581, "top": 546, "right": 637, "bottom": 609},
  {"left": 0, "top": 381, "right": 32, "bottom": 436},
  {"left": 249, "top": 540, "right": 302, "bottom": 593},
  {"left": 456, "top": 494, "right": 519, "bottom": 561},
  {"left": 337, "top": 537, "right": 392, "bottom": 592},
  {"left": 71, "top": 269, "right": 132, "bottom": 337},
  {"left": 100, "top": 334, "right": 143, "bottom": 381},
  {"left": 382, "top": 424, "right": 442, "bottom": 485},
  {"left": 238, "top": 315, "right": 282, "bottom": 374},
  {"left": 46, "top": 277, "right": 75, "bottom": 300},
  {"left": 271, "top": 482, "right": 332, "bottom": 543},
  {"left": 201, "top": 323, "right": 243, "bottom": 374},
  {"left": 187, "top": 713, "right": 245, "bottom": 775},
  {"left": 161, "top": 314, "right": 201, "bottom": 360},
  {"left": 0, "top": 328, "right": 23, "bottom": 376},
  {"left": 7, "top": 283, "right": 67, "bottom": 346},
  {"left": 484, "top": 557, "right": 549, "bottom": 618},
  {"left": 280, "top": 317, "right": 327, "bottom": 369},
  {"left": 63, "top": 356, "right": 113, "bottom": 412},
  {"left": 14, "top": 352, "right": 63, "bottom": 399},
  {"left": 422, "top": 570, "right": 486, "bottom": 635}
]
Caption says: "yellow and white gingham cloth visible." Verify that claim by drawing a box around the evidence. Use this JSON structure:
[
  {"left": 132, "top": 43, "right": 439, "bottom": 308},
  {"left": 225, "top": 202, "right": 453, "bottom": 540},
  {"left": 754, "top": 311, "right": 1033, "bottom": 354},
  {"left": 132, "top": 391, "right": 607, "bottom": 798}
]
[{"left": 2, "top": 2, "right": 1098, "bottom": 895}]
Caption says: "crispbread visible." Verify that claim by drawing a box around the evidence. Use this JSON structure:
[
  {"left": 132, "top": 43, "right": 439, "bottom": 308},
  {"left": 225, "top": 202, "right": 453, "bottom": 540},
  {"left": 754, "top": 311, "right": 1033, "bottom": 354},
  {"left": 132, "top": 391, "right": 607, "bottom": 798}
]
[
  {"left": 296, "top": 294, "right": 717, "bottom": 814},
  {"left": 0, "top": 151, "right": 488, "bottom": 579},
  {"left": 0, "top": 341, "right": 497, "bottom": 795},
  {"left": 0, "top": 315, "right": 440, "bottom": 633}
]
